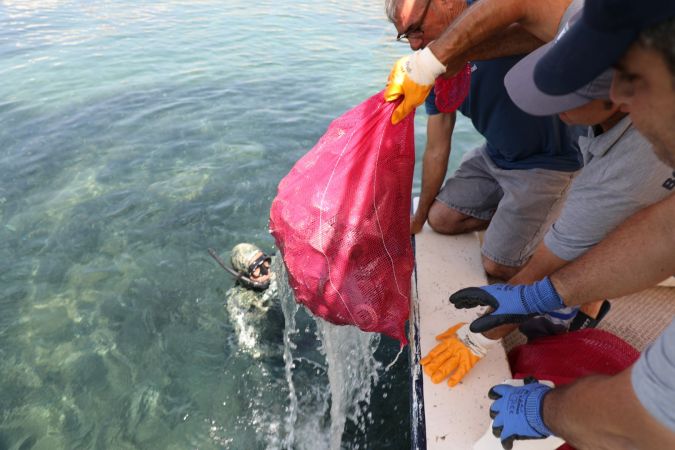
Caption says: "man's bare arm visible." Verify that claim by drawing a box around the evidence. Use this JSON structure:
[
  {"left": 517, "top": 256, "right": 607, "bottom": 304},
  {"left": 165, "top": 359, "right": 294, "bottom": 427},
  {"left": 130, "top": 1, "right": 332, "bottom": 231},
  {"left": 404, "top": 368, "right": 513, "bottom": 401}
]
[
  {"left": 552, "top": 194, "right": 675, "bottom": 307},
  {"left": 510, "top": 243, "right": 567, "bottom": 285},
  {"left": 429, "top": 0, "right": 569, "bottom": 67},
  {"left": 466, "top": 25, "right": 544, "bottom": 61},
  {"left": 543, "top": 368, "right": 675, "bottom": 449},
  {"left": 442, "top": 25, "right": 544, "bottom": 76},
  {"left": 412, "top": 112, "right": 456, "bottom": 234}
]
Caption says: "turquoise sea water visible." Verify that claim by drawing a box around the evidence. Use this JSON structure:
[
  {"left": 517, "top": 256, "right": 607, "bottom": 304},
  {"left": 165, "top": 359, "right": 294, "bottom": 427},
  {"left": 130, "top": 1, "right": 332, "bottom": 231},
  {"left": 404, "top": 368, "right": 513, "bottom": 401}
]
[{"left": 0, "top": 1, "right": 483, "bottom": 448}]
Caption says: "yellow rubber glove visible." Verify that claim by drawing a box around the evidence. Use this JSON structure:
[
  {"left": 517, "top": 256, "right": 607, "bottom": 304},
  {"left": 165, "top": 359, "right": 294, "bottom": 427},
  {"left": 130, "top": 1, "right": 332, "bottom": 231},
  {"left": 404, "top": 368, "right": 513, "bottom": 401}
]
[
  {"left": 420, "top": 322, "right": 499, "bottom": 387},
  {"left": 384, "top": 47, "right": 446, "bottom": 125}
]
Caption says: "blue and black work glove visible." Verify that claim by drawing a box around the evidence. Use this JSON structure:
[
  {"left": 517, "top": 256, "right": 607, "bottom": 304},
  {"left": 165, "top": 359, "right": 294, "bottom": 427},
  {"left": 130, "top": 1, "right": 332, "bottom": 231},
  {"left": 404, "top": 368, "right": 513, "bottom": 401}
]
[
  {"left": 488, "top": 377, "right": 554, "bottom": 450},
  {"left": 449, "top": 276, "right": 566, "bottom": 333}
]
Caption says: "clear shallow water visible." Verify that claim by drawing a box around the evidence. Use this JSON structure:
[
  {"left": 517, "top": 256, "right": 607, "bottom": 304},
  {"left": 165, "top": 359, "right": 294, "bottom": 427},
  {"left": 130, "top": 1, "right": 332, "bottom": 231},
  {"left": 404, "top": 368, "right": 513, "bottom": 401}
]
[{"left": 0, "top": 1, "right": 482, "bottom": 449}]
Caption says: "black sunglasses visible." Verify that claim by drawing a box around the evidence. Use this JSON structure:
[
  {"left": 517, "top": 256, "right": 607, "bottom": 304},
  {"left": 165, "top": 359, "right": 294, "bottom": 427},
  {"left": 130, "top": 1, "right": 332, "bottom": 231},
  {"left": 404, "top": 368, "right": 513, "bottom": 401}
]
[{"left": 396, "top": 0, "right": 432, "bottom": 42}]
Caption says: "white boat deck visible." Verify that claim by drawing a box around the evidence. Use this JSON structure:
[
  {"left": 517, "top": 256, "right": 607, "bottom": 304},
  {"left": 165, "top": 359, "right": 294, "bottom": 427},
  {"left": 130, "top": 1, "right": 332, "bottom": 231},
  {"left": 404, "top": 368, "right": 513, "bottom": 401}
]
[
  {"left": 409, "top": 223, "right": 564, "bottom": 450},
  {"left": 407, "top": 191, "right": 675, "bottom": 449}
]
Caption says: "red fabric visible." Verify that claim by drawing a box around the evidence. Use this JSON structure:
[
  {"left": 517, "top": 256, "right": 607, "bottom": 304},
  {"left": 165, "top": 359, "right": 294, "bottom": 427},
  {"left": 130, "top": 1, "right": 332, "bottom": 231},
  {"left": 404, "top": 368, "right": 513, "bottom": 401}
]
[
  {"left": 269, "top": 91, "right": 415, "bottom": 343},
  {"left": 434, "top": 62, "right": 472, "bottom": 113},
  {"left": 509, "top": 328, "right": 640, "bottom": 386},
  {"left": 508, "top": 329, "right": 641, "bottom": 450}
]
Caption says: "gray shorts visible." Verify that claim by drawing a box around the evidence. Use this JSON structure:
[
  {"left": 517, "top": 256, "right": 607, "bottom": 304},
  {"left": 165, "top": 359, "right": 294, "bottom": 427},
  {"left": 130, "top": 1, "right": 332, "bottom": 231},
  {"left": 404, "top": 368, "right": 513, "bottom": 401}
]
[{"left": 436, "top": 145, "right": 575, "bottom": 266}]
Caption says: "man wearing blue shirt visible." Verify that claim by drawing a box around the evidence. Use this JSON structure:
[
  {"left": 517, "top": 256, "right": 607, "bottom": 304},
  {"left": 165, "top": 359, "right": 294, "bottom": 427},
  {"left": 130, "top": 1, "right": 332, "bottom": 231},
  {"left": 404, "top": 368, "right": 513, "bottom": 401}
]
[
  {"left": 395, "top": 1, "right": 582, "bottom": 281},
  {"left": 384, "top": 0, "right": 575, "bottom": 124}
]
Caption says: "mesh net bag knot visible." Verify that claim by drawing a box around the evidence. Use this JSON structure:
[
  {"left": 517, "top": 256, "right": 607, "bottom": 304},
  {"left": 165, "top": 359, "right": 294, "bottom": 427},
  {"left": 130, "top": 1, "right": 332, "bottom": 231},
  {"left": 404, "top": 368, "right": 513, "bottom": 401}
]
[{"left": 434, "top": 62, "right": 472, "bottom": 113}]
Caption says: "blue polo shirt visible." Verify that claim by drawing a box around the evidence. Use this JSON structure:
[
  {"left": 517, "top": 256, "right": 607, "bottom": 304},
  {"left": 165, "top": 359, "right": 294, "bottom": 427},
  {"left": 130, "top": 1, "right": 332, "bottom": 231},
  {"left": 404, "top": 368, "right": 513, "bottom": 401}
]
[{"left": 426, "top": 55, "right": 582, "bottom": 171}]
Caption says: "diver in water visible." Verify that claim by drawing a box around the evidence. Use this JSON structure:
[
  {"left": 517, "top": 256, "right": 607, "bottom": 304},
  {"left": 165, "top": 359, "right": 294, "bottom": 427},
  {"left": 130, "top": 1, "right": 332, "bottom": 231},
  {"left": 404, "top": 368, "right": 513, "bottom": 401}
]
[
  {"left": 209, "top": 244, "right": 282, "bottom": 358},
  {"left": 210, "top": 243, "right": 276, "bottom": 301}
]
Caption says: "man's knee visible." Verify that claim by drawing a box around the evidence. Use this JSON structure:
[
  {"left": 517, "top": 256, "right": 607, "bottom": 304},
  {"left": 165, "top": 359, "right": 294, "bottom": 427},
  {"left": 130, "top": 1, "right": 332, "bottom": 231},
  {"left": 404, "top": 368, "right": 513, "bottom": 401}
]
[
  {"left": 481, "top": 255, "right": 522, "bottom": 281},
  {"left": 427, "top": 202, "right": 466, "bottom": 234}
]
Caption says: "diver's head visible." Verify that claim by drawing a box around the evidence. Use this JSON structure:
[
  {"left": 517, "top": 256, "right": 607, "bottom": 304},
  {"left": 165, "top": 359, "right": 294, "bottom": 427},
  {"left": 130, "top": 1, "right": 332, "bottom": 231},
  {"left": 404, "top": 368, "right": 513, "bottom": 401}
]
[{"left": 231, "top": 243, "right": 272, "bottom": 287}]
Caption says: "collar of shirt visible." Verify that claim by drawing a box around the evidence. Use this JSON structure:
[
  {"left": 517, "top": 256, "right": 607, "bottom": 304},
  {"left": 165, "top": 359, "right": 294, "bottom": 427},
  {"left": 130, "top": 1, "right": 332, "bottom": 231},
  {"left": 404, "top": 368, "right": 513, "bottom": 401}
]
[{"left": 578, "top": 115, "right": 633, "bottom": 159}]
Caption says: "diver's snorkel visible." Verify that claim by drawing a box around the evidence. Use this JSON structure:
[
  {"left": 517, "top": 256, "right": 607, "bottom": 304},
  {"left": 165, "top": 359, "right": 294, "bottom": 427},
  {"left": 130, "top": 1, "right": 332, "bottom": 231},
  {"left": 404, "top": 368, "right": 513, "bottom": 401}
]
[{"left": 208, "top": 248, "right": 271, "bottom": 292}]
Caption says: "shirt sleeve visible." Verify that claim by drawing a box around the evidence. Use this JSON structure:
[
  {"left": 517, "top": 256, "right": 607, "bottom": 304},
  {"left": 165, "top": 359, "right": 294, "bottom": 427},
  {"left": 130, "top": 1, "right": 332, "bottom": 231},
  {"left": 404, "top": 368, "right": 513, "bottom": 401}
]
[
  {"left": 631, "top": 319, "right": 675, "bottom": 433},
  {"left": 543, "top": 183, "right": 643, "bottom": 261},
  {"left": 544, "top": 132, "right": 672, "bottom": 261},
  {"left": 425, "top": 87, "right": 440, "bottom": 116}
]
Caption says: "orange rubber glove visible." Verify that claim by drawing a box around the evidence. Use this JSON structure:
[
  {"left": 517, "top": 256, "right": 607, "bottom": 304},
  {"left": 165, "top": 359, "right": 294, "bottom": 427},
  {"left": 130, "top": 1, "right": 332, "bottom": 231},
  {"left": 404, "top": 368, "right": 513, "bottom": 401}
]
[
  {"left": 384, "top": 47, "right": 446, "bottom": 125},
  {"left": 420, "top": 322, "right": 499, "bottom": 387}
]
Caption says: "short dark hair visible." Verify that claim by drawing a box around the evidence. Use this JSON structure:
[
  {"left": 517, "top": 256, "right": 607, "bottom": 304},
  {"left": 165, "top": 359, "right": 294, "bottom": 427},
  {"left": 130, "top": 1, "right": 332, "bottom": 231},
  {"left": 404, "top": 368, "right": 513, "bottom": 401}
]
[{"left": 638, "top": 16, "right": 675, "bottom": 81}]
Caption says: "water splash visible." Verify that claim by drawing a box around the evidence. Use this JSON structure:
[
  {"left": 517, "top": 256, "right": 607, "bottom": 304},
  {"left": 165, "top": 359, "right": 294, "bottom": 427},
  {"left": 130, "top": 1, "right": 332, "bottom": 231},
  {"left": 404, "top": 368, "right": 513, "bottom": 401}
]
[
  {"left": 316, "top": 321, "right": 381, "bottom": 449},
  {"left": 276, "top": 259, "right": 382, "bottom": 449},
  {"left": 276, "top": 258, "right": 300, "bottom": 449}
]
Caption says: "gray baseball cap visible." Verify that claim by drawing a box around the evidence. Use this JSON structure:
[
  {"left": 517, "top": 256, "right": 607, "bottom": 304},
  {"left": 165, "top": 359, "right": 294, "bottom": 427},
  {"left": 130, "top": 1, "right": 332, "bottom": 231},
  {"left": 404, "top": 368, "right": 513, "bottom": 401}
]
[{"left": 505, "top": 40, "right": 614, "bottom": 117}]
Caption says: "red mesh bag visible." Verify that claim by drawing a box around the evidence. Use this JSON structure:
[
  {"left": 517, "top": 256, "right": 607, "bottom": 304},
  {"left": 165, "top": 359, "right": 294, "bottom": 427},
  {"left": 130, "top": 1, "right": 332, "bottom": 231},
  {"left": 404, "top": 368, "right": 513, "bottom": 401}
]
[
  {"left": 509, "top": 328, "right": 640, "bottom": 386},
  {"left": 269, "top": 91, "right": 415, "bottom": 344},
  {"left": 508, "top": 329, "right": 640, "bottom": 450},
  {"left": 434, "top": 62, "right": 472, "bottom": 113}
]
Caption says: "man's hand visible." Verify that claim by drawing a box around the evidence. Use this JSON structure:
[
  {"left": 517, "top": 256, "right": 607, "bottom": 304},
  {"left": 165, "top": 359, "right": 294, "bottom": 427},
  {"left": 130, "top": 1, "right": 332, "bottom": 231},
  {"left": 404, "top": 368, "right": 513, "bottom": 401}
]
[
  {"left": 488, "top": 378, "right": 554, "bottom": 450},
  {"left": 384, "top": 47, "right": 446, "bottom": 124},
  {"left": 420, "top": 323, "right": 498, "bottom": 387},
  {"left": 449, "top": 277, "right": 566, "bottom": 333}
]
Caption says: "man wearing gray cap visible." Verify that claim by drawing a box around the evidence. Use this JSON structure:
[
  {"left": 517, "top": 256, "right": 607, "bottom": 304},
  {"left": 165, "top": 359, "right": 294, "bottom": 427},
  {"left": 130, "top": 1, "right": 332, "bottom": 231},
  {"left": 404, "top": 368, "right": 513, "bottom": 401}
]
[
  {"left": 502, "top": 35, "right": 673, "bottom": 338},
  {"left": 446, "top": 0, "right": 675, "bottom": 448},
  {"left": 422, "top": 56, "right": 673, "bottom": 387}
]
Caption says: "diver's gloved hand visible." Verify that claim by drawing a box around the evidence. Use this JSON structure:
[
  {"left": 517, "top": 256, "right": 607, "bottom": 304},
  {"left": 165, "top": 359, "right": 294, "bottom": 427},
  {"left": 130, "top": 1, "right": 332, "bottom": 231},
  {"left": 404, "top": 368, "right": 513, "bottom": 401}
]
[
  {"left": 420, "top": 323, "right": 499, "bottom": 387},
  {"left": 450, "top": 277, "right": 566, "bottom": 333},
  {"left": 488, "top": 378, "right": 554, "bottom": 450},
  {"left": 384, "top": 47, "right": 446, "bottom": 124}
]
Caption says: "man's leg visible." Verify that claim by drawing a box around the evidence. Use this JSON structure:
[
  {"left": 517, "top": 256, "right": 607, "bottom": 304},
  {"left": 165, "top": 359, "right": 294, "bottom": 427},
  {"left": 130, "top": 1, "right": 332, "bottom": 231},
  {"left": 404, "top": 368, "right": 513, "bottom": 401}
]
[
  {"left": 480, "top": 151, "right": 576, "bottom": 281},
  {"left": 427, "top": 145, "right": 503, "bottom": 235},
  {"left": 425, "top": 145, "right": 532, "bottom": 279},
  {"left": 427, "top": 201, "right": 490, "bottom": 234},
  {"left": 481, "top": 254, "right": 522, "bottom": 280}
]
